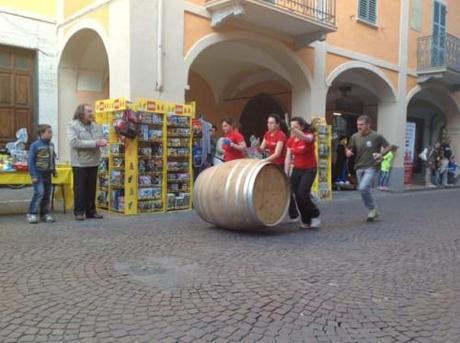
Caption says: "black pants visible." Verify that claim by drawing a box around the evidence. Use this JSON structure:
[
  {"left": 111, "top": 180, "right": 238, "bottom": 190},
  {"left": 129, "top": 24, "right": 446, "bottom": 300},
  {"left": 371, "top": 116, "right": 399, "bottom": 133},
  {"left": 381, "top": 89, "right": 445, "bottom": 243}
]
[
  {"left": 288, "top": 168, "right": 320, "bottom": 225},
  {"left": 72, "top": 166, "right": 98, "bottom": 216}
]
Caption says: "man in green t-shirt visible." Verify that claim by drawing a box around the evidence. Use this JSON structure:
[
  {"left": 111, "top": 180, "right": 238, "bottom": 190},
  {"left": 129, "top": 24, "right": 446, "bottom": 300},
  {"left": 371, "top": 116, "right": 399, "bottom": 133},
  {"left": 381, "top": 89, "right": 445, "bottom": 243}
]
[{"left": 346, "top": 115, "right": 389, "bottom": 222}]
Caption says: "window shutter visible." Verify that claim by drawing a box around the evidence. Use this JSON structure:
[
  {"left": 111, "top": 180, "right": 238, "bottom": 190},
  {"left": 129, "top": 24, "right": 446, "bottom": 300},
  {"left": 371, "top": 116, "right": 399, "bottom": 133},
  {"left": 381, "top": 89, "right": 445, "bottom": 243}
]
[
  {"left": 358, "top": 0, "right": 369, "bottom": 20},
  {"left": 368, "top": 0, "right": 377, "bottom": 24},
  {"left": 411, "top": 0, "right": 423, "bottom": 31},
  {"left": 358, "top": 0, "right": 377, "bottom": 24}
]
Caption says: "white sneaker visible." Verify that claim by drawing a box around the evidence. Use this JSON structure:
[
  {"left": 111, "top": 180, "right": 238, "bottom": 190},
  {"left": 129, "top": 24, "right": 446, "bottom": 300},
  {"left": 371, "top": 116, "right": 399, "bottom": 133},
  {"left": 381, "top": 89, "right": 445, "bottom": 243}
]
[
  {"left": 27, "top": 214, "right": 39, "bottom": 224},
  {"left": 41, "top": 214, "right": 56, "bottom": 223},
  {"left": 286, "top": 216, "right": 300, "bottom": 224},
  {"left": 300, "top": 222, "right": 311, "bottom": 229},
  {"left": 310, "top": 217, "right": 321, "bottom": 228}
]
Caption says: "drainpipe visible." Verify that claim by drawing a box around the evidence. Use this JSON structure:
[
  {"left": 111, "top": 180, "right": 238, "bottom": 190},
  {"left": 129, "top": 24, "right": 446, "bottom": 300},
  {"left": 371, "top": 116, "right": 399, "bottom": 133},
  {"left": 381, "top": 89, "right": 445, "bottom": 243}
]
[{"left": 155, "top": 0, "right": 164, "bottom": 92}]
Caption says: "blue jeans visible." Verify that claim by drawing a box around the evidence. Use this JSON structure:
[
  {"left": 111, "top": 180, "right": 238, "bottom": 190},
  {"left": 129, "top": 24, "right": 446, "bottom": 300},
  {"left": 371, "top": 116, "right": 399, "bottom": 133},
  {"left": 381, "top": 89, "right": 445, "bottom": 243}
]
[
  {"left": 379, "top": 170, "right": 391, "bottom": 187},
  {"left": 28, "top": 173, "right": 52, "bottom": 215},
  {"left": 356, "top": 168, "right": 377, "bottom": 210},
  {"left": 435, "top": 170, "right": 448, "bottom": 186}
]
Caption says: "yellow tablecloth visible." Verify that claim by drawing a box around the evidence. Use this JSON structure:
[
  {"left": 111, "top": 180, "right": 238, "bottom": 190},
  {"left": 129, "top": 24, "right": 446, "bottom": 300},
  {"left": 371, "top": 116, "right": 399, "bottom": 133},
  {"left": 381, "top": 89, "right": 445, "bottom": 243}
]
[{"left": 0, "top": 166, "right": 73, "bottom": 210}]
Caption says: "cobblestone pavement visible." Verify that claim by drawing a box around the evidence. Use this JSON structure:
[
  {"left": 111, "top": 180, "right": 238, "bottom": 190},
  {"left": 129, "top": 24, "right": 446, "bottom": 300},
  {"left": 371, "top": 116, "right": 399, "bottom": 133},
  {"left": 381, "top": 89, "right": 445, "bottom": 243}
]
[{"left": 1, "top": 189, "right": 460, "bottom": 343}]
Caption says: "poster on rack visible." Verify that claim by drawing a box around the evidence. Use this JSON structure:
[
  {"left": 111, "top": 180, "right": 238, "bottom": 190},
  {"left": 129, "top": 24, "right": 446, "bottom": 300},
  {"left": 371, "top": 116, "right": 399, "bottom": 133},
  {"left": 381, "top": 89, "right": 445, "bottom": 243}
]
[
  {"left": 404, "top": 122, "right": 416, "bottom": 184},
  {"left": 405, "top": 122, "right": 416, "bottom": 161}
]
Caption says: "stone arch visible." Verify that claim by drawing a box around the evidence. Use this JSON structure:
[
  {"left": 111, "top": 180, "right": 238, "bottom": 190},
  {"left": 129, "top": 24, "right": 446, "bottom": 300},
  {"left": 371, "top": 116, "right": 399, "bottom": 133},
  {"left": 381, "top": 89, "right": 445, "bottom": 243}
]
[
  {"left": 406, "top": 84, "right": 460, "bottom": 171},
  {"left": 58, "top": 19, "right": 110, "bottom": 65},
  {"left": 57, "top": 27, "right": 109, "bottom": 161},
  {"left": 326, "top": 61, "right": 397, "bottom": 102},
  {"left": 184, "top": 31, "right": 313, "bottom": 119}
]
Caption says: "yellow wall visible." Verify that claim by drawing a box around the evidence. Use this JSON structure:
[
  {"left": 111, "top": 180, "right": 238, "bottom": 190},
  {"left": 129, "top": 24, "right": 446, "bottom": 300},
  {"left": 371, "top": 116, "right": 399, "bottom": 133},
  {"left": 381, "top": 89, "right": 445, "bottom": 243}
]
[
  {"left": 64, "top": 0, "right": 95, "bottom": 19},
  {"left": 327, "top": 0, "right": 401, "bottom": 65},
  {"left": 0, "top": 0, "right": 56, "bottom": 18},
  {"left": 62, "top": 6, "right": 109, "bottom": 40}
]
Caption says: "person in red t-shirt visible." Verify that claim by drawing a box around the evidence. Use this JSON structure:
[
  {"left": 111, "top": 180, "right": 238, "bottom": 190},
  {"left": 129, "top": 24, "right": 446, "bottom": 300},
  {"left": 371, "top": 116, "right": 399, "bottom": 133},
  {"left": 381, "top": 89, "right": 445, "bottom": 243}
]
[
  {"left": 221, "top": 117, "right": 247, "bottom": 162},
  {"left": 285, "top": 116, "right": 320, "bottom": 229},
  {"left": 258, "top": 114, "right": 287, "bottom": 166}
]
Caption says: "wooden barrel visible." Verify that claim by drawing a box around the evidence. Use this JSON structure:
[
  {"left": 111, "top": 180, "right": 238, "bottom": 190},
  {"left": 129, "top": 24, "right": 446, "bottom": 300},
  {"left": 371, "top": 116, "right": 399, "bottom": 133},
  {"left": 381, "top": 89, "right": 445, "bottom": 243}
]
[{"left": 193, "top": 159, "right": 290, "bottom": 230}]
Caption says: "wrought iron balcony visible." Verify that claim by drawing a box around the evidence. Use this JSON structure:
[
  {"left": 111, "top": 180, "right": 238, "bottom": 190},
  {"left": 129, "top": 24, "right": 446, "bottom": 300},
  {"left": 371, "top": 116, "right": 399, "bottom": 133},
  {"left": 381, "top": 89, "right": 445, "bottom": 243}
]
[
  {"left": 205, "top": 0, "right": 336, "bottom": 47},
  {"left": 417, "top": 33, "right": 460, "bottom": 85}
]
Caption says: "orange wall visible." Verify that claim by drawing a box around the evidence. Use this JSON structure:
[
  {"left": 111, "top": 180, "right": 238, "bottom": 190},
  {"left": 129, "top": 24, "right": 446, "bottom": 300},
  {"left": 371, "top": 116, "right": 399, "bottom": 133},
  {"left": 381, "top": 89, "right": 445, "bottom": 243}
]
[
  {"left": 296, "top": 47, "right": 315, "bottom": 79},
  {"left": 407, "top": 76, "right": 418, "bottom": 95},
  {"left": 447, "top": 0, "right": 460, "bottom": 37},
  {"left": 408, "top": 0, "right": 433, "bottom": 70},
  {"left": 186, "top": 71, "right": 291, "bottom": 133},
  {"left": 327, "top": 0, "right": 401, "bottom": 65},
  {"left": 326, "top": 54, "right": 352, "bottom": 78},
  {"left": 184, "top": 12, "right": 215, "bottom": 57}
]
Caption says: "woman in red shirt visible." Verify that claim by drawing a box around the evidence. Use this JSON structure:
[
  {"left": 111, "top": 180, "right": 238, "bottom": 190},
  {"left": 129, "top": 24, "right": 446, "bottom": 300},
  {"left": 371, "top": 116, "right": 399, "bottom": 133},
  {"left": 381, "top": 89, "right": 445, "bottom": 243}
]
[
  {"left": 221, "top": 117, "right": 247, "bottom": 162},
  {"left": 258, "top": 114, "right": 287, "bottom": 166},
  {"left": 285, "top": 116, "right": 320, "bottom": 229}
]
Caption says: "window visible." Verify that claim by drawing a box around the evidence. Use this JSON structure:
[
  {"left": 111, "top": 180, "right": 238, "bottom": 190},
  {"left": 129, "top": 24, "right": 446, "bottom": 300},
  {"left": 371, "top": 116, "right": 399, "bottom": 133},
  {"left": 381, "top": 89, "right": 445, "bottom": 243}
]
[
  {"left": 410, "top": 0, "right": 423, "bottom": 31},
  {"left": 358, "top": 0, "right": 377, "bottom": 25}
]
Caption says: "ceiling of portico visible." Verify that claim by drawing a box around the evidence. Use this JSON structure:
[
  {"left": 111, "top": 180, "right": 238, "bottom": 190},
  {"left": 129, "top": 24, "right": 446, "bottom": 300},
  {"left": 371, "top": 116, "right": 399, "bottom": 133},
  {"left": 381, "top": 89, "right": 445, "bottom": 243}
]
[{"left": 190, "top": 41, "right": 294, "bottom": 101}]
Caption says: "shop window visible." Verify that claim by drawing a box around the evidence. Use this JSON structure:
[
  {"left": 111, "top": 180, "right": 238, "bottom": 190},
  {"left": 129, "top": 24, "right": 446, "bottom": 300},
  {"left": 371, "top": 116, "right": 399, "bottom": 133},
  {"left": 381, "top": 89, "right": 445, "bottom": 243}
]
[{"left": 358, "top": 0, "right": 377, "bottom": 25}]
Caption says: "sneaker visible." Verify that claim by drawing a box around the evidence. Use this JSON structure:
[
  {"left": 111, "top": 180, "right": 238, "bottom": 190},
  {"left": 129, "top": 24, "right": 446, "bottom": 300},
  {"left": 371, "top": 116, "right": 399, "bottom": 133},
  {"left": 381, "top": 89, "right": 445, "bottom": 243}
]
[
  {"left": 27, "top": 214, "right": 39, "bottom": 224},
  {"left": 286, "top": 216, "right": 300, "bottom": 224},
  {"left": 310, "top": 217, "right": 321, "bottom": 228},
  {"left": 367, "top": 209, "right": 379, "bottom": 222},
  {"left": 75, "top": 214, "right": 85, "bottom": 221},
  {"left": 41, "top": 214, "right": 55, "bottom": 223},
  {"left": 300, "top": 222, "right": 311, "bottom": 229},
  {"left": 86, "top": 213, "right": 103, "bottom": 219}
]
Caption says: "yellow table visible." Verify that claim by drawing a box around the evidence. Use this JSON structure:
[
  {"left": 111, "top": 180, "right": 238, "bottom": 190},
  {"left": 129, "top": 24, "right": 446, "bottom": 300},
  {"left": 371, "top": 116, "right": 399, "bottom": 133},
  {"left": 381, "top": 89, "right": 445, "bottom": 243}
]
[{"left": 0, "top": 166, "right": 73, "bottom": 211}]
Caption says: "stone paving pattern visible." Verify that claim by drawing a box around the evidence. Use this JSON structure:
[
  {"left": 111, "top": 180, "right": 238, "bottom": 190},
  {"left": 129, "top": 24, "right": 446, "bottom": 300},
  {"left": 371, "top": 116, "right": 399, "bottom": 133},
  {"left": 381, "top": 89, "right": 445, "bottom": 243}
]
[{"left": 0, "top": 189, "right": 460, "bottom": 342}]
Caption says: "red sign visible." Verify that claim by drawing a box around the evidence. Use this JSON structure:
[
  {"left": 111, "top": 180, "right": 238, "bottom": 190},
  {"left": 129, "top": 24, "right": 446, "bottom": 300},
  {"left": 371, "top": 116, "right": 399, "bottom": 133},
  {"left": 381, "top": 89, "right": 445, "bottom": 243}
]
[
  {"left": 175, "top": 105, "right": 183, "bottom": 115},
  {"left": 404, "top": 153, "right": 413, "bottom": 185},
  {"left": 147, "top": 101, "right": 156, "bottom": 112}
]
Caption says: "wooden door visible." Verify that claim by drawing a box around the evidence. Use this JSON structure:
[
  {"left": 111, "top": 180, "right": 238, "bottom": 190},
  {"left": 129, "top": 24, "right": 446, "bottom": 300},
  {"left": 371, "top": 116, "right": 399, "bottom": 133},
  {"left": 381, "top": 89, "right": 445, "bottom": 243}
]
[{"left": 0, "top": 45, "right": 35, "bottom": 147}]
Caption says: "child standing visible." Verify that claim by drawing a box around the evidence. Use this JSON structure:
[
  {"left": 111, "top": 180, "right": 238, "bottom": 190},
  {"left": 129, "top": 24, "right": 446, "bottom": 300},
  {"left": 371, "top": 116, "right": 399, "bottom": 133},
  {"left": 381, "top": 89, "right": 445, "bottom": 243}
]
[
  {"left": 27, "top": 124, "right": 57, "bottom": 224},
  {"left": 379, "top": 145, "right": 398, "bottom": 191}
]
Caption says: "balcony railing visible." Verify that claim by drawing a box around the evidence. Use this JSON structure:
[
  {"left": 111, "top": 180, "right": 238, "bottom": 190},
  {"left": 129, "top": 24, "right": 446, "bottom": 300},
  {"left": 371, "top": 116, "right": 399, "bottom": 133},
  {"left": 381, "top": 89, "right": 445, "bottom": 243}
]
[
  {"left": 417, "top": 33, "right": 460, "bottom": 73},
  {"left": 205, "top": 0, "right": 336, "bottom": 26}
]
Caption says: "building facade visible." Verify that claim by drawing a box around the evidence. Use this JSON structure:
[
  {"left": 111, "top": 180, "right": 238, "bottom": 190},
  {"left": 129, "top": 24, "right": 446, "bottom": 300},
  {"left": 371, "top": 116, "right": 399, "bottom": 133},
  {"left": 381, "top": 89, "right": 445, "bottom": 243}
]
[{"left": 1, "top": 0, "right": 459, "bottom": 190}]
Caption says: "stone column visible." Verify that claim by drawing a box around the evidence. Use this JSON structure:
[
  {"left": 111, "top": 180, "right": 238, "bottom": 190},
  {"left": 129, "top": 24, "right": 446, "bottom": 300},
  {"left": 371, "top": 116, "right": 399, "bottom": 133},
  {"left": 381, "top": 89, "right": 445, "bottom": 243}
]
[{"left": 109, "top": 0, "right": 187, "bottom": 103}]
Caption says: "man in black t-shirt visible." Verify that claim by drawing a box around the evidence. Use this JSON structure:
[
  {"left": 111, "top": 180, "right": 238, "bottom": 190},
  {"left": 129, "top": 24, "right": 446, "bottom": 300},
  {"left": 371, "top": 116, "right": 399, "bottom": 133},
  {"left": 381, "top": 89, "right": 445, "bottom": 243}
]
[{"left": 346, "top": 115, "right": 389, "bottom": 222}]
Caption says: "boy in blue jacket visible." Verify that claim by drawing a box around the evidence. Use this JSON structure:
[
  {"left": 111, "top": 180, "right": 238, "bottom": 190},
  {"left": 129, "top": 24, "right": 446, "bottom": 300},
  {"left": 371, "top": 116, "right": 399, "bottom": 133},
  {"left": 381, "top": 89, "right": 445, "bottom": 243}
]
[{"left": 27, "top": 124, "right": 57, "bottom": 224}]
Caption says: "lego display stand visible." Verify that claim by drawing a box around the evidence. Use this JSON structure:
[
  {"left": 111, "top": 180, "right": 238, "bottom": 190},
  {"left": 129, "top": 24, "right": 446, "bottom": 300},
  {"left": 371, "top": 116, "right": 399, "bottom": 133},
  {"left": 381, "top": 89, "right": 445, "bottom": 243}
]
[{"left": 312, "top": 117, "right": 333, "bottom": 200}]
